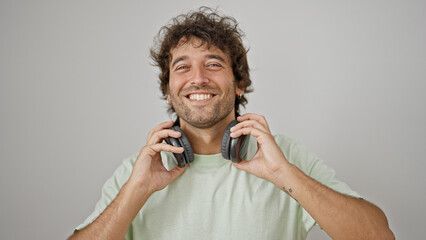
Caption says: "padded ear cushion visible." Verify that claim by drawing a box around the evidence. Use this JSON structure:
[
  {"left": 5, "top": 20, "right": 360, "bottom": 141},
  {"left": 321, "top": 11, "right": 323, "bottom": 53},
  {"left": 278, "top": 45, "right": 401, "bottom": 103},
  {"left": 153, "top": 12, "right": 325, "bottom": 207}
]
[
  {"left": 230, "top": 135, "right": 246, "bottom": 163},
  {"left": 229, "top": 137, "right": 238, "bottom": 162},
  {"left": 229, "top": 135, "right": 243, "bottom": 163},
  {"left": 165, "top": 135, "right": 186, "bottom": 168},
  {"left": 172, "top": 125, "right": 194, "bottom": 164},
  {"left": 221, "top": 120, "right": 238, "bottom": 160}
]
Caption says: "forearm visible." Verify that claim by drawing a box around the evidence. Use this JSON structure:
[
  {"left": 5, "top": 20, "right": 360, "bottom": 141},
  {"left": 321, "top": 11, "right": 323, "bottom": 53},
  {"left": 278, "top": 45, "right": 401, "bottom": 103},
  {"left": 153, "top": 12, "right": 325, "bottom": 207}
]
[
  {"left": 70, "top": 181, "right": 151, "bottom": 240},
  {"left": 273, "top": 164, "right": 394, "bottom": 240}
]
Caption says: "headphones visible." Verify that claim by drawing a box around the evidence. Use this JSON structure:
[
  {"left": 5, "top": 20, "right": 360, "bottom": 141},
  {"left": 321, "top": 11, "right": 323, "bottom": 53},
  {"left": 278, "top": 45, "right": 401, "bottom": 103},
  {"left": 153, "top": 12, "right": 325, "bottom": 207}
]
[{"left": 165, "top": 118, "right": 247, "bottom": 167}]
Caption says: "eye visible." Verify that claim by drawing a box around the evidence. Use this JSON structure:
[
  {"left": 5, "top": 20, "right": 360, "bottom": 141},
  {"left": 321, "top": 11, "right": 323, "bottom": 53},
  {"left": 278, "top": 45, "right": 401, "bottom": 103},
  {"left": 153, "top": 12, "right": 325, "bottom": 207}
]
[
  {"left": 175, "top": 65, "right": 188, "bottom": 71},
  {"left": 207, "top": 63, "right": 222, "bottom": 68}
]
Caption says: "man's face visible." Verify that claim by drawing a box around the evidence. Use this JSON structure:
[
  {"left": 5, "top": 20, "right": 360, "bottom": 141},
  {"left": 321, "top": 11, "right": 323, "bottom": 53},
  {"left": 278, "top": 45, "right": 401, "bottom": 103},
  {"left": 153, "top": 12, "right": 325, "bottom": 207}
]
[{"left": 167, "top": 38, "right": 243, "bottom": 128}]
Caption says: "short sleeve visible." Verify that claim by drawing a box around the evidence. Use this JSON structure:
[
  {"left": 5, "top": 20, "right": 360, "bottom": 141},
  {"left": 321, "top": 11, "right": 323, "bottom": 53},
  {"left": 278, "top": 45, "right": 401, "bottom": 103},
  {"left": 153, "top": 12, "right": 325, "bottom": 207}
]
[
  {"left": 74, "top": 154, "right": 138, "bottom": 239},
  {"left": 275, "top": 135, "right": 361, "bottom": 234}
]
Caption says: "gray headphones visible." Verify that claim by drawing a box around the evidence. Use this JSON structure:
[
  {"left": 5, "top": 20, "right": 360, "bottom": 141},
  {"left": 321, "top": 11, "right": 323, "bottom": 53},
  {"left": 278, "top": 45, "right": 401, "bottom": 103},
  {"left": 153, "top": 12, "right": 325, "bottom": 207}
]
[{"left": 165, "top": 119, "right": 247, "bottom": 167}]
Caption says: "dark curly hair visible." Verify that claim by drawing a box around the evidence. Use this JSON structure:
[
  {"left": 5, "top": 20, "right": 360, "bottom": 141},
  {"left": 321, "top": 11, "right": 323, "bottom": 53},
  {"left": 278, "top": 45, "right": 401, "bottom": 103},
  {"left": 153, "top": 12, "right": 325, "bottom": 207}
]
[{"left": 150, "top": 7, "right": 252, "bottom": 116}]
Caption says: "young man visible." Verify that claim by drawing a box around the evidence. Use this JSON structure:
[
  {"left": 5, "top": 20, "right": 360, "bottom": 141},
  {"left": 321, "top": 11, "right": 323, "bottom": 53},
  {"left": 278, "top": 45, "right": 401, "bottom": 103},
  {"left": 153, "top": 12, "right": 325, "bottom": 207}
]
[{"left": 70, "top": 7, "right": 394, "bottom": 240}]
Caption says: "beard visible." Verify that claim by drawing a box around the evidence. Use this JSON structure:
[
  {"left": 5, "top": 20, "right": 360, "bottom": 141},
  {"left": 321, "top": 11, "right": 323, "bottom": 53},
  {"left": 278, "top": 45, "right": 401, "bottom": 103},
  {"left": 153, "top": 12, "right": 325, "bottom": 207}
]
[{"left": 169, "top": 85, "right": 235, "bottom": 129}]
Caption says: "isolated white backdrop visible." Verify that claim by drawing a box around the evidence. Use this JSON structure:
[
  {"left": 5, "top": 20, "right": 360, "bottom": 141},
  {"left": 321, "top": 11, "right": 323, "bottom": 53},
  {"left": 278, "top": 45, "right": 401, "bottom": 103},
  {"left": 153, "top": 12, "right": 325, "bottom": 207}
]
[{"left": 1, "top": 1, "right": 425, "bottom": 239}]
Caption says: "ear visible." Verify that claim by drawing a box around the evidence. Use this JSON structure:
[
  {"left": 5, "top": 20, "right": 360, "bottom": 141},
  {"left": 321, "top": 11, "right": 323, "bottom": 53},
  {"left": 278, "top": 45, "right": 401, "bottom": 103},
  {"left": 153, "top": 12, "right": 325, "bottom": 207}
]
[
  {"left": 235, "top": 79, "right": 245, "bottom": 96},
  {"left": 235, "top": 86, "right": 244, "bottom": 97}
]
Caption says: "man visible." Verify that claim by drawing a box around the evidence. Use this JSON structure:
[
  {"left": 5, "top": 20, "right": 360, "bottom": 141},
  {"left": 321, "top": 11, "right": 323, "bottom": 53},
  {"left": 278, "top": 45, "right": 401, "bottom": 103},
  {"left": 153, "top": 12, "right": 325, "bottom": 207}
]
[{"left": 70, "top": 7, "right": 394, "bottom": 240}]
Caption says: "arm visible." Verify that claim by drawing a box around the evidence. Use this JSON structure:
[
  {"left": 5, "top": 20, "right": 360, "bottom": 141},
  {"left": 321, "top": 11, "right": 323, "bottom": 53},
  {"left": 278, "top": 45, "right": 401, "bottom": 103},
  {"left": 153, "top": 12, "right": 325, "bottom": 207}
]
[
  {"left": 69, "top": 121, "right": 187, "bottom": 240},
  {"left": 70, "top": 181, "right": 151, "bottom": 240},
  {"left": 230, "top": 113, "right": 395, "bottom": 240},
  {"left": 277, "top": 163, "right": 394, "bottom": 239}
]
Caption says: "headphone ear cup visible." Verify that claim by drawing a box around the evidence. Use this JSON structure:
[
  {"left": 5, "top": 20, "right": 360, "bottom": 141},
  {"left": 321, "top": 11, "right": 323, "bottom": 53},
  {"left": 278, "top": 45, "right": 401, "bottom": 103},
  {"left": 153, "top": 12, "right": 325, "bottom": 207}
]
[
  {"left": 172, "top": 125, "right": 194, "bottom": 164},
  {"left": 221, "top": 120, "right": 238, "bottom": 160},
  {"left": 230, "top": 135, "right": 246, "bottom": 163},
  {"left": 164, "top": 135, "right": 186, "bottom": 168},
  {"left": 165, "top": 125, "right": 194, "bottom": 168}
]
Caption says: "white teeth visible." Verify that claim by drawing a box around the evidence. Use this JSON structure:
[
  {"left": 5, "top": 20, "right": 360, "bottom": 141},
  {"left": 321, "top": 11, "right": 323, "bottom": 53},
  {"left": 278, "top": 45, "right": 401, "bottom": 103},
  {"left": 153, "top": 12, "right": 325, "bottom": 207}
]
[{"left": 189, "top": 94, "right": 213, "bottom": 101}]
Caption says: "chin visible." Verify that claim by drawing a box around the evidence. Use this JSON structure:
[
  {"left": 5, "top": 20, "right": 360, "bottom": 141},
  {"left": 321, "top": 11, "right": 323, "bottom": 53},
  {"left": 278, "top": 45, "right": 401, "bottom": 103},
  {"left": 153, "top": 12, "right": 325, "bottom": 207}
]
[
  {"left": 183, "top": 116, "right": 218, "bottom": 129},
  {"left": 179, "top": 111, "right": 227, "bottom": 129}
]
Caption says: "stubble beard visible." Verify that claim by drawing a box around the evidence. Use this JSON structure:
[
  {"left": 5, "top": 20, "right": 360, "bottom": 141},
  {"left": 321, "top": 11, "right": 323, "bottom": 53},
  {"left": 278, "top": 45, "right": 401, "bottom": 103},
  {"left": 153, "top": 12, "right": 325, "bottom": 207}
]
[{"left": 170, "top": 88, "right": 235, "bottom": 129}]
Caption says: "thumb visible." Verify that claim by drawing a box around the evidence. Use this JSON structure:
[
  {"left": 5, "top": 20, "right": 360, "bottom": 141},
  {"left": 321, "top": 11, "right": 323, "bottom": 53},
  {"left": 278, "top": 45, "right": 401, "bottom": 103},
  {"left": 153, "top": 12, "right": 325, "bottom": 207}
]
[
  {"left": 168, "top": 164, "right": 188, "bottom": 182},
  {"left": 231, "top": 159, "right": 251, "bottom": 172}
]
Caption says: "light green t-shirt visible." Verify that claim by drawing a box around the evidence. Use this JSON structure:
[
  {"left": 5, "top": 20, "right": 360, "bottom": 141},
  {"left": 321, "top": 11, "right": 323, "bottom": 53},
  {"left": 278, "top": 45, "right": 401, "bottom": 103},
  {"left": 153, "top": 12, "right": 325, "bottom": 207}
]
[{"left": 75, "top": 134, "right": 360, "bottom": 239}]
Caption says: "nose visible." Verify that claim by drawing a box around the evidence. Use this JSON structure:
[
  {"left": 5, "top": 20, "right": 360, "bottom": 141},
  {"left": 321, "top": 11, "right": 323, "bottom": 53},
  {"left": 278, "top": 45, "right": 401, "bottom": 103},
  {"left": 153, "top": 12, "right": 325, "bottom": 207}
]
[{"left": 190, "top": 66, "right": 209, "bottom": 85}]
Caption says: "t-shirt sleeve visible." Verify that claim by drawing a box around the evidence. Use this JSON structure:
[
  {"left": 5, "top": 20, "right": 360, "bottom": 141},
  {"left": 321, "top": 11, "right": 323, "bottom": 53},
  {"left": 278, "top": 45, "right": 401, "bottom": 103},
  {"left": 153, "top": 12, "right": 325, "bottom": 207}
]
[
  {"left": 74, "top": 154, "right": 137, "bottom": 239},
  {"left": 276, "top": 135, "right": 361, "bottom": 234}
]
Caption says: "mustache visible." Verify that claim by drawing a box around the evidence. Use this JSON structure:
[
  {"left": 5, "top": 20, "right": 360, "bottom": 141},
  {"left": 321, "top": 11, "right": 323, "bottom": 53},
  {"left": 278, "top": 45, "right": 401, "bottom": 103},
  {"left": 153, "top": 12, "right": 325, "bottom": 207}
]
[{"left": 180, "top": 86, "right": 221, "bottom": 95}]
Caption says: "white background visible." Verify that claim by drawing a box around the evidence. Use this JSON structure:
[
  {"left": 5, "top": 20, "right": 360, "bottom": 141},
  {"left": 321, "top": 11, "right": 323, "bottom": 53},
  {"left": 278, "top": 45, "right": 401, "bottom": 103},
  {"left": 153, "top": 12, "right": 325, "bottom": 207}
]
[{"left": 1, "top": 0, "right": 425, "bottom": 239}]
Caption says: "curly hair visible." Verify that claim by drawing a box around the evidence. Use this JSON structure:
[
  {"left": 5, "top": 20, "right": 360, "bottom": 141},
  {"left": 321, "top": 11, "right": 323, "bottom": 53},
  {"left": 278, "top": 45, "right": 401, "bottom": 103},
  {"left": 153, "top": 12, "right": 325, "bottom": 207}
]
[{"left": 150, "top": 7, "right": 253, "bottom": 116}]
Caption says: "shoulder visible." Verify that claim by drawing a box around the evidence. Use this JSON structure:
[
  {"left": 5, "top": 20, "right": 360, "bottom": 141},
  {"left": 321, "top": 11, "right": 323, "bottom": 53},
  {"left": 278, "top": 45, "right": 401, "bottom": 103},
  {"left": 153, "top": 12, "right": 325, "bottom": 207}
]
[
  {"left": 243, "top": 133, "right": 303, "bottom": 164},
  {"left": 273, "top": 134, "right": 299, "bottom": 150},
  {"left": 273, "top": 134, "right": 312, "bottom": 164},
  {"left": 273, "top": 134, "right": 323, "bottom": 175}
]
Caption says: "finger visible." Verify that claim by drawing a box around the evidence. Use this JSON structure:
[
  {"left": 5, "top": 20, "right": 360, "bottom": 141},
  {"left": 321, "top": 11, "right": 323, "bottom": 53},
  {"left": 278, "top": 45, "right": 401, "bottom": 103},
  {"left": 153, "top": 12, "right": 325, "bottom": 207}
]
[
  {"left": 237, "top": 113, "right": 270, "bottom": 132},
  {"left": 147, "top": 121, "right": 174, "bottom": 143},
  {"left": 230, "top": 126, "right": 269, "bottom": 144},
  {"left": 143, "top": 143, "right": 184, "bottom": 158},
  {"left": 147, "top": 129, "right": 181, "bottom": 145},
  {"left": 230, "top": 120, "right": 269, "bottom": 134}
]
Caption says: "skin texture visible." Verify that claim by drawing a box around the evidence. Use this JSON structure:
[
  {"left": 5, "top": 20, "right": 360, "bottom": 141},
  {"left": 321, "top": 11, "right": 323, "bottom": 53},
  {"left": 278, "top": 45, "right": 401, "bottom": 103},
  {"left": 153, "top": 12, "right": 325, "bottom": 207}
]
[
  {"left": 167, "top": 38, "right": 243, "bottom": 129},
  {"left": 70, "top": 37, "right": 394, "bottom": 240}
]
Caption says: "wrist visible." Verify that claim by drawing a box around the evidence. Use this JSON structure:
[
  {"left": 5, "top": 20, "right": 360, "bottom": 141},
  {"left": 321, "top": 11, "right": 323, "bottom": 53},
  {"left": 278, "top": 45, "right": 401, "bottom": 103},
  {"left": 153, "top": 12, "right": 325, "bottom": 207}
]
[
  {"left": 271, "top": 163, "right": 311, "bottom": 202},
  {"left": 270, "top": 162, "right": 305, "bottom": 197},
  {"left": 268, "top": 162, "right": 294, "bottom": 188},
  {"left": 124, "top": 179, "right": 153, "bottom": 200}
]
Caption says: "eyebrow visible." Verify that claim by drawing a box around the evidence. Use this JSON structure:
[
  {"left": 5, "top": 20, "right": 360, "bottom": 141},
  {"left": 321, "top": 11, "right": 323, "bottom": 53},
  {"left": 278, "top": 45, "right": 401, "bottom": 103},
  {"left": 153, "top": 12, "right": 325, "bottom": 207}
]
[
  {"left": 171, "top": 56, "right": 188, "bottom": 68},
  {"left": 171, "top": 54, "right": 227, "bottom": 68},
  {"left": 205, "top": 54, "right": 226, "bottom": 63}
]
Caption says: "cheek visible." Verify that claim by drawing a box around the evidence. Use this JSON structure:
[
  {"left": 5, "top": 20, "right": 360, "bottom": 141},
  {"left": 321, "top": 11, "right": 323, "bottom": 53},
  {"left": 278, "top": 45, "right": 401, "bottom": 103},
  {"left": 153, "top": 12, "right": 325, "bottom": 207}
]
[
  {"left": 169, "top": 75, "right": 186, "bottom": 94},
  {"left": 225, "top": 75, "right": 237, "bottom": 92}
]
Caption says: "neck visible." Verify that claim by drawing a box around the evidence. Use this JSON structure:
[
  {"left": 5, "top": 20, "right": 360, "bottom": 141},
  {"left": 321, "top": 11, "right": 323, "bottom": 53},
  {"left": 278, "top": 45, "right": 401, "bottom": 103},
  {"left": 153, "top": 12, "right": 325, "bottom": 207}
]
[{"left": 179, "top": 113, "right": 235, "bottom": 155}]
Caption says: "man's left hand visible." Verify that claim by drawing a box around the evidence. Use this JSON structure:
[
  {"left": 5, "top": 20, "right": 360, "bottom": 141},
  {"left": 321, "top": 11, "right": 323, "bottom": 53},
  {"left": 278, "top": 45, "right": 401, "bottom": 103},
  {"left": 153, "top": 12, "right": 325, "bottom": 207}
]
[{"left": 230, "top": 113, "right": 291, "bottom": 185}]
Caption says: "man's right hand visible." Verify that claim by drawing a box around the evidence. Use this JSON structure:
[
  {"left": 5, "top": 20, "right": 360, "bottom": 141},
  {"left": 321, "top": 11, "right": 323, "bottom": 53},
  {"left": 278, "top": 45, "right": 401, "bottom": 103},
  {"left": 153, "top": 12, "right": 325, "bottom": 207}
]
[{"left": 127, "top": 120, "right": 188, "bottom": 195}]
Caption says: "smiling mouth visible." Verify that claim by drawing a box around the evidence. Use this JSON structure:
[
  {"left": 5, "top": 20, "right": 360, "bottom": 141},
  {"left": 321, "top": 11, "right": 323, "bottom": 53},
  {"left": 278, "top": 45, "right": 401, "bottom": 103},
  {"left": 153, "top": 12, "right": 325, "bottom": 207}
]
[{"left": 186, "top": 93, "right": 215, "bottom": 101}]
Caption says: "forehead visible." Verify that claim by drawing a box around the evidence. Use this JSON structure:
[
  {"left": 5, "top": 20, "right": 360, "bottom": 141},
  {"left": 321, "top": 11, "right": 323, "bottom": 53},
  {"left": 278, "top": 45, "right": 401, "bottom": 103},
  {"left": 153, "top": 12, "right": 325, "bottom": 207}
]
[{"left": 170, "top": 37, "right": 230, "bottom": 63}]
